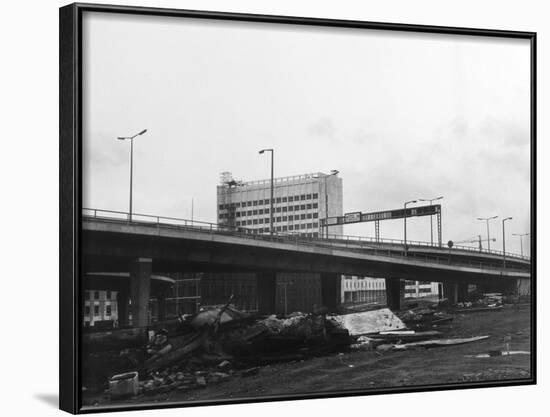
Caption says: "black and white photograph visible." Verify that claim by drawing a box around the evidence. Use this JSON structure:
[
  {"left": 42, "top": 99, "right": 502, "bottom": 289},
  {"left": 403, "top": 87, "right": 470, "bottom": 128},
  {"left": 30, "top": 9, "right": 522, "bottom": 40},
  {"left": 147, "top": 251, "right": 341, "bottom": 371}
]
[{"left": 59, "top": 3, "right": 535, "bottom": 413}]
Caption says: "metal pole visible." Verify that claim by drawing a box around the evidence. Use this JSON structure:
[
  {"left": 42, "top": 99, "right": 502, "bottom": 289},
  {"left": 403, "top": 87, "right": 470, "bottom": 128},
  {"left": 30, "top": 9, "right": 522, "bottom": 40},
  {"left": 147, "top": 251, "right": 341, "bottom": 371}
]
[
  {"left": 404, "top": 204, "right": 407, "bottom": 255},
  {"left": 502, "top": 220, "right": 506, "bottom": 268},
  {"left": 502, "top": 217, "right": 512, "bottom": 268},
  {"left": 485, "top": 219, "right": 494, "bottom": 252},
  {"left": 129, "top": 138, "right": 133, "bottom": 221},
  {"left": 430, "top": 213, "right": 433, "bottom": 246},
  {"left": 513, "top": 233, "right": 528, "bottom": 257},
  {"left": 325, "top": 179, "right": 329, "bottom": 238},
  {"left": 270, "top": 150, "right": 274, "bottom": 235}
]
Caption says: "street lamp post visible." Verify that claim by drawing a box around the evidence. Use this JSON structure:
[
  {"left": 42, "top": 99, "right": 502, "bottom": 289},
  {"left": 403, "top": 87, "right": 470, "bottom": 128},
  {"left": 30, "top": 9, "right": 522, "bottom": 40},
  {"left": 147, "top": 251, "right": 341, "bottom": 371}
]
[
  {"left": 259, "top": 149, "right": 274, "bottom": 235},
  {"left": 419, "top": 196, "right": 443, "bottom": 246},
  {"left": 117, "top": 129, "right": 147, "bottom": 221},
  {"left": 403, "top": 199, "right": 418, "bottom": 256},
  {"left": 477, "top": 215, "right": 498, "bottom": 252},
  {"left": 512, "top": 232, "right": 529, "bottom": 257},
  {"left": 502, "top": 217, "right": 512, "bottom": 268}
]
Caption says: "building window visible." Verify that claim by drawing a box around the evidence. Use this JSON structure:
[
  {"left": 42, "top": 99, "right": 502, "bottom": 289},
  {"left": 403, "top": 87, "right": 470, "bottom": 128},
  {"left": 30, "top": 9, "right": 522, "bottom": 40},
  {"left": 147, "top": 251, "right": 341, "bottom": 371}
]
[
  {"left": 265, "top": 208, "right": 270, "bottom": 214},
  {"left": 94, "top": 291, "right": 99, "bottom": 300},
  {"left": 276, "top": 197, "right": 281, "bottom": 203},
  {"left": 259, "top": 218, "right": 264, "bottom": 224},
  {"left": 282, "top": 226, "right": 288, "bottom": 231},
  {"left": 313, "top": 213, "right": 318, "bottom": 218},
  {"left": 282, "top": 207, "right": 287, "bottom": 212},
  {"left": 106, "top": 305, "right": 112, "bottom": 316},
  {"left": 276, "top": 226, "right": 282, "bottom": 231},
  {"left": 236, "top": 212, "right": 241, "bottom": 217},
  {"left": 85, "top": 291, "right": 90, "bottom": 300},
  {"left": 247, "top": 210, "right": 252, "bottom": 216},
  {"left": 300, "top": 214, "right": 306, "bottom": 220},
  {"left": 288, "top": 196, "right": 294, "bottom": 202},
  {"left": 253, "top": 209, "right": 258, "bottom": 215},
  {"left": 307, "top": 203, "right": 312, "bottom": 210},
  {"left": 313, "top": 193, "right": 318, "bottom": 199},
  {"left": 300, "top": 204, "right": 306, "bottom": 210},
  {"left": 259, "top": 209, "right": 264, "bottom": 215},
  {"left": 94, "top": 305, "right": 99, "bottom": 316},
  {"left": 300, "top": 224, "right": 306, "bottom": 229},
  {"left": 282, "top": 197, "right": 287, "bottom": 202},
  {"left": 307, "top": 213, "right": 312, "bottom": 219},
  {"left": 313, "top": 203, "right": 318, "bottom": 209},
  {"left": 253, "top": 200, "right": 258, "bottom": 206},
  {"left": 282, "top": 216, "right": 287, "bottom": 221},
  {"left": 276, "top": 207, "right": 282, "bottom": 213},
  {"left": 85, "top": 306, "right": 90, "bottom": 316},
  {"left": 247, "top": 220, "right": 252, "bottom": 225},
  {"left": 288, "top": 206, "right": 293, "bottom": 212},
  {"left": 264, "top": 218, "right": 270, "bottom": 224},
  {"left": 306, "top": 194, "right": 312, "bottom": 199},
  {"left": 294, "top": 205, "right": 300, "bottom": 211},
  {"left": 236, "top": 221, "right": 241, "bottom": 226},
  {"left": 300, "top": 194, "right": 305, "bottom": 201},
  {"left": 253, "top": 219, "right": 258, "bottom": 225},
  {"left": 247, "top": 201, "right": 252, "bottom": 207},
  {"left": 313, "top": 222, "right": 318, "bottom": 228},
  {"left": 288, "top": 225, "right": 294, "bottom": 231}
]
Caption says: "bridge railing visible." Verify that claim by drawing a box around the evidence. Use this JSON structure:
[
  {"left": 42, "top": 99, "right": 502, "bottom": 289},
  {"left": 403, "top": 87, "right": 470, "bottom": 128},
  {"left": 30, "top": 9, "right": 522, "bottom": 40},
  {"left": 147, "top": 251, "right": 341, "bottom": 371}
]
[
  {"left": 319, "top": 232, "right": 530, "bottom": 262},
  {"left": 82, "top": 208, "right": 530, "bottom": 273}
]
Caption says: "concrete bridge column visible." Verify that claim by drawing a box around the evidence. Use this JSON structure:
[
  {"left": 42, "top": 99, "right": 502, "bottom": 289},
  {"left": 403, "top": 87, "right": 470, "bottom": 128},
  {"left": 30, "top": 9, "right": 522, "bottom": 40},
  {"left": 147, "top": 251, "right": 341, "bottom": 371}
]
[
  {"left": 257, "top": 272, "right": 276, "bottom": 315},
  {"left": 117, "top": 289, "right": 129, "bottom": 327},
  {"left": 157, "top": 293, "right": 167, "bottom": 322},
  {"left": 443, "top": 283, "right": 458, "bottom": 304},
  {"left": 385, "top": 278, "right": 405, "bottom": 310},
  {"left": 457, "top": 283, "right": 469, "bottom": 302},
  {"left": 321, "top": 273, "right": 341, "bottom": 313},
  {"left": 130, "top": 258, "right": 152, "bottom": 327}
]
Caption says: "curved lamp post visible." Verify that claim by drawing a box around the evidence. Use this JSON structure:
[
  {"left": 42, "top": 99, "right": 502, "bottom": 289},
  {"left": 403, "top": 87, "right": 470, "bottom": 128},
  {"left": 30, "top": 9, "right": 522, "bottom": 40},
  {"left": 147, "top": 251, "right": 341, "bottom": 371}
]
[
  {"left": 477, "top": 215, "right": 498, "bottom": 252},
  {"left": 117, "top": 129, "right": 147, "bottom": 221},
  {"left": 258, "top": 149, "right": 274, "bottom": 235}
]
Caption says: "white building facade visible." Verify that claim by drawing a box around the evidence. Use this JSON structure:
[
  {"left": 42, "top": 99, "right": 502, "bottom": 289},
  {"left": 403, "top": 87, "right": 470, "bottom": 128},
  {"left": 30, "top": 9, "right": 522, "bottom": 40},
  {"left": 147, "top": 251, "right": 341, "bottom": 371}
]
[{"left": 217, "top": 172, "right": 343, "bottom": 237}]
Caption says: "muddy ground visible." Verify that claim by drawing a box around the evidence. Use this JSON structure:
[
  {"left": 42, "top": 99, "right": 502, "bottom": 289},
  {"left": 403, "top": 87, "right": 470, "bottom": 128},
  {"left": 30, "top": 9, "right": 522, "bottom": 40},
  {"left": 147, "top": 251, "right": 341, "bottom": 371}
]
[{"left": 82, "top": 304, "right": 532, "bottom": 410}]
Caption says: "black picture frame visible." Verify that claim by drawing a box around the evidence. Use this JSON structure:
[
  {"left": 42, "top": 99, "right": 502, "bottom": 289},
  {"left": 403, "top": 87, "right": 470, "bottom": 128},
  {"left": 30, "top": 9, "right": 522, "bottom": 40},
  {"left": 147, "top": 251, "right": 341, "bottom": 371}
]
[{"left": 60, "top": 3, "right": 536, "bottom": 414}]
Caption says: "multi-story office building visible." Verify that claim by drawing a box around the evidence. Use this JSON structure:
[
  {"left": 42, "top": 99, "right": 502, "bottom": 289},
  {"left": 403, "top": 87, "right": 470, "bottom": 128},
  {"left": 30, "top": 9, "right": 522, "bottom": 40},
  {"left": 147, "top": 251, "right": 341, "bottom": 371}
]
[
  {"left": 341, "top": 276, "right": 386, "bottom": 304},
  {"left": 404, "top": 280, "right": 440, "bottom": 299},
  {"left": 217, "top": 171, "right": 343, "bottom": 237},
  {"left": 341, "top": 276, "right": 440, "bottom": 306},
  {"left": 83, "top": 290, "right": 118, "bottom": 328}
]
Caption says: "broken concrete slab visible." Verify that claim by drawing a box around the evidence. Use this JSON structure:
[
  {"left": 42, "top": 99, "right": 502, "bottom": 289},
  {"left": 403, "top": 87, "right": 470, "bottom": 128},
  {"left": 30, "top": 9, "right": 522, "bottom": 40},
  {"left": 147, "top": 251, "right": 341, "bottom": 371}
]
[{"left": 332, "top": 308, "right": 407, "bottom": 336}]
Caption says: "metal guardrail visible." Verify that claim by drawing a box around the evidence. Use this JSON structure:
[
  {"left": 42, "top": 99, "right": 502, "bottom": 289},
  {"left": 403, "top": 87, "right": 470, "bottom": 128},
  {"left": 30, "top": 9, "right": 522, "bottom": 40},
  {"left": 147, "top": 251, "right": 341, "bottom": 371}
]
[
  {"left": 320, "top": 232, "right": 530, "bottom": 262},
  {"left": 82, "top": 208, "right": 530, "bottom": 274}
]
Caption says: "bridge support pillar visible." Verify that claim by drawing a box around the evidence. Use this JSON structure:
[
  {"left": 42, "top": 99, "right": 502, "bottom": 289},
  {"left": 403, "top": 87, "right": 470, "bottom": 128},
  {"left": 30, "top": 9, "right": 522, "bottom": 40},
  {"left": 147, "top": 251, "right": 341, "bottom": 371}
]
[
  {"left": 257, "top": 272, "right": 276, "bottom": 315},
  {"left": 157, "top": 293, "right": 167, "bottom": 322},
  {"left": 321, "top": 273, "right": 341, "bottom": 313},
  {"left": 130, "top": 257, "right": 152, "bottom": 327},
  {"left": 117, "top": 289, "right": 129, "bottom": 327},
  {"left": 443, "top": 283, "right": 458, "bottom": 304},
  {"left": 385, "top": 278, "right": 405, "bottom": 310},
  {"left": 457, "top": 283, "right": 469, "bottom": 302}
]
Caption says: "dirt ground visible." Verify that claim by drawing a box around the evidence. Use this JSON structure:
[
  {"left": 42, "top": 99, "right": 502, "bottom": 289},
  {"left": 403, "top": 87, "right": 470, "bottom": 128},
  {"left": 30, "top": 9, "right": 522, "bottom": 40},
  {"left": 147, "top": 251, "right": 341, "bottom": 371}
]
[{"left": 83, "top": 304, "right": 532, "bottom": 410}]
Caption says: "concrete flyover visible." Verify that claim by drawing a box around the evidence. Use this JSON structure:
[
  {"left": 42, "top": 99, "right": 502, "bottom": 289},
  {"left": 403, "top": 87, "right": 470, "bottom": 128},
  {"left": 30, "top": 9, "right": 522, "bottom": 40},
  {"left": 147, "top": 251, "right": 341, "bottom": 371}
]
[{"left": 81, "top": 215, "right": 531, "bottom": 323}]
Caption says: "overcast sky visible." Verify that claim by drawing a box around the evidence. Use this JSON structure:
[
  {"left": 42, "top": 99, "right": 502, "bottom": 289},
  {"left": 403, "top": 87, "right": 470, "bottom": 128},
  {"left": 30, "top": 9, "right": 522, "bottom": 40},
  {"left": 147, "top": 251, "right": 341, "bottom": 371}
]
[{"left": 82, "top": 12, "right": 531, "bottom": 255}]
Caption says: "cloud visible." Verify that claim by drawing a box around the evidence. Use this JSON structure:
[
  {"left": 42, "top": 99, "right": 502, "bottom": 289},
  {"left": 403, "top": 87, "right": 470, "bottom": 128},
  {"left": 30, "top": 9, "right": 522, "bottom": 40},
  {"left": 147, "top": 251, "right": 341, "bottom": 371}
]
[{"left": 307, "top": 117, "right": 337, "bottom": 140}]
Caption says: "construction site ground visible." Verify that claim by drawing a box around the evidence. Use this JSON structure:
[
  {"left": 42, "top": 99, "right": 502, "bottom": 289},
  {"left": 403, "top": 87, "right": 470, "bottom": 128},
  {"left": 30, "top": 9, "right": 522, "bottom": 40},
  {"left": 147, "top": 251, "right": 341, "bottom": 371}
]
[{"left": 83, "top": 303, "right": 531, "bottom": 409}]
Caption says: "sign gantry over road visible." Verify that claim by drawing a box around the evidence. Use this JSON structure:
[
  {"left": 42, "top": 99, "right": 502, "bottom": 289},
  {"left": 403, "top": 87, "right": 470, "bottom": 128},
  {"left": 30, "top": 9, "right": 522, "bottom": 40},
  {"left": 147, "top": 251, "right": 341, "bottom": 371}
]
[{"left": 320, "top": 204, "right": 442, "bottom": 246}]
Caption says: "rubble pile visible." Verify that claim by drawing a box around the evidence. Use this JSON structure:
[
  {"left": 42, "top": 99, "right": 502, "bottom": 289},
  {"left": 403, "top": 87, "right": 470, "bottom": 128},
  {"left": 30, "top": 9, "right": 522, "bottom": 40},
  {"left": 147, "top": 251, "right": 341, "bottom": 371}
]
[{"left": 83, "top": 304, "right": 353, "bottom": 397}]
